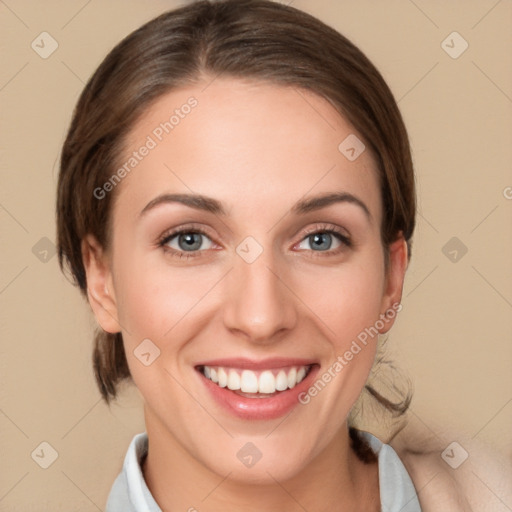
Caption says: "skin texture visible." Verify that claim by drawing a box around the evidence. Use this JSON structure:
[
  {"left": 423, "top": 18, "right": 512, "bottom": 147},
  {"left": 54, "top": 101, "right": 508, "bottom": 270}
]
[
  {"left": 82, "top": 77, "right": 408, "bottom": 511},
  {"left": 390, "top": 420, "right": 512, "bottom": 511}
]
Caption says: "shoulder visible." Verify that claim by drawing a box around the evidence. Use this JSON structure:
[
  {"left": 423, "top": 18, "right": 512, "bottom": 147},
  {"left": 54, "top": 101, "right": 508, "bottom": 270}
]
[{"left": 390, "top": 424, "right": 512, "bottom": 512}]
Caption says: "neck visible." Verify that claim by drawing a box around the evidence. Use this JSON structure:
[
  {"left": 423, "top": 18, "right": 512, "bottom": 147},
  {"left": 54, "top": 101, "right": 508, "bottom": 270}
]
[{"left": 142, "top": 405, "right": 380, "bottom": 511}]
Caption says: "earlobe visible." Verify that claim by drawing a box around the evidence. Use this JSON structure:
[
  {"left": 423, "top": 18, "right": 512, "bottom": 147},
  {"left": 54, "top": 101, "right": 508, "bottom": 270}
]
[
  {"left": 81, "top": 235, "right": 121, "bottom": 334},
  {"left": 378, "top": 234, "right": 408, "bottom": 334}
]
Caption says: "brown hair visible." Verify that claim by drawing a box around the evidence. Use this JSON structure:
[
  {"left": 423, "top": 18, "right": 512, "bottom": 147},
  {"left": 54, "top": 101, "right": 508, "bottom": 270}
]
[{"left": 57, "top": 0, "right": 415, "bottom": 434}]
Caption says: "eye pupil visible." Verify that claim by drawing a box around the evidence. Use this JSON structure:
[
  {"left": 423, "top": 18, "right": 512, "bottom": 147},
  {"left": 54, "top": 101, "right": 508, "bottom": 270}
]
[
  {"left": 179, "top": 233, "right": 202, "bottom": 251},
  {"left": 310, "top": 232, "right": 332, "bottom": 251}
]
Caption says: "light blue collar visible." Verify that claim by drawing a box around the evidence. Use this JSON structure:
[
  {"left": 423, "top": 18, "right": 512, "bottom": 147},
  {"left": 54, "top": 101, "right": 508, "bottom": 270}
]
[{"left": 106, "top": 431, "right": 421, "bottom": 511}]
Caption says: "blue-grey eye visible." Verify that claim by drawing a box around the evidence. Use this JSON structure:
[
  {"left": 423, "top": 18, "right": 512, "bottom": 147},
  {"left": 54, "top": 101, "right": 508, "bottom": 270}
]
[
  {"left": 298, "top": 232, "right": 342, "bottom": 251},
  {"left": 166, "top": 232, "right": 213, "bottom": 252}
]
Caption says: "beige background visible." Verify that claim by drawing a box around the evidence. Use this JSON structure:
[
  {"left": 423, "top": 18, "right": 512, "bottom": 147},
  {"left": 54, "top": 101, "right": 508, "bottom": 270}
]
[{"left": 1, "top": 0, "right": 511, "bottom": 510}]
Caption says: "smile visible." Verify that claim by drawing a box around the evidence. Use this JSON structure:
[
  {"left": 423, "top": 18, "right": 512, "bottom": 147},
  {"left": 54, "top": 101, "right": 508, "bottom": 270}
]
[
  {"left": 200, "top": 365, "right": 312, "bottom": 396},
  {"left": 194, "top": 358, "right": 320, "bottom": 419}
]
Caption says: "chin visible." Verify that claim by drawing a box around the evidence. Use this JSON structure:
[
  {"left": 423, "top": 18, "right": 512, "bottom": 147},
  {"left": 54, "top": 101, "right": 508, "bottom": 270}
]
[{"left": 197, "top": 435, "right": 317, "bottom": 486}]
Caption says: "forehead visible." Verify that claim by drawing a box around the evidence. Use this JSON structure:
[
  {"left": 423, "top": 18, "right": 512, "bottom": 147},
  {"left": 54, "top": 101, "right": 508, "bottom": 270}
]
[{"left": 114, "top": 77, "right": 381, "bottom": 221}]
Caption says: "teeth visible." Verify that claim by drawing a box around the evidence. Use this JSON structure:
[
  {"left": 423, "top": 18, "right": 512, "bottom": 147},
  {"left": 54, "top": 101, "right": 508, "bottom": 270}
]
[
  {"left": 227, "top": 369, "right": 241, "bottom": 390},
  {"left": 240, "top": 370, "right": 259, "bottom": 393},
  {"left": 296, "top": 367, "right": 306, "bottom": 383},
  {"left": 217, "top": 368, "right": 228, "bottom": 388},
  {"left": 287, "top": 367, "right": 297, "bottom": 389},
  {"left": 275, "top": 370, "right": 288, "bottom": 391},
  {"left": 258, "top": 371, "right": 275, "bottom": 393},
  {"left": 202, "top": 365, "right": 310, "bottom": 394}
]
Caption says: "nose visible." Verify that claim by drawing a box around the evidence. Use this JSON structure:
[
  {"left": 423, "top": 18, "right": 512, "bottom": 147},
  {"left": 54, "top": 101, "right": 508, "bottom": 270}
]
[{"left": 222, "top": 249, "right": 298, "bottom": 344}]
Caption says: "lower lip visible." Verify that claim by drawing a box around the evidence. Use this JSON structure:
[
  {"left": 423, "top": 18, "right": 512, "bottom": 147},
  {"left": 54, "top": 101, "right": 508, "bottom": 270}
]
[{"left": 197, "top": 366, "right": 320, "bottom": 420}]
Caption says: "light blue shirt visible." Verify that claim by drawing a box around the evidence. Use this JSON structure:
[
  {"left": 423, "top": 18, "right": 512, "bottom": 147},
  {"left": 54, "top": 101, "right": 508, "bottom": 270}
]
[{"left": 106, "top": 431, "right": 422, "bottom": 511}]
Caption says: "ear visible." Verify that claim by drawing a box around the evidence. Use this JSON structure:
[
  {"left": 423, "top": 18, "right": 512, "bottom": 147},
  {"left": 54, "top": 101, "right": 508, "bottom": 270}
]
[
  {"left": 378, "top": 233, "right": 408, "bottom": 334},
  {"left": 81, "top": 234, "right": 121, "bottom": 333}
]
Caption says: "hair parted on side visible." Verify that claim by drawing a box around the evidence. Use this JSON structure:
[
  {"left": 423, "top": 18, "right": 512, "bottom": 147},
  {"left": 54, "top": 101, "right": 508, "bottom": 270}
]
[{"left": 56, "top": 0, "right": 416, "bottom": 431}]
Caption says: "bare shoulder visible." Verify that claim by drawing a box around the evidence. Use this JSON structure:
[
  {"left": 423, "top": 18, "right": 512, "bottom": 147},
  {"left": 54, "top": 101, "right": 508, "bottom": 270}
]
[{"left": 389, "top": 423, "right": 512, "bottom": 512}]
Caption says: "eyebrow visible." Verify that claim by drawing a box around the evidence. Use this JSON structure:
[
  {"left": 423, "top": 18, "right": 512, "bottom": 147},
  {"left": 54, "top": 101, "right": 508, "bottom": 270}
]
[
  {"left": 139, "top": 191, "right": 371, "bottom": 222},
  {"left": 291, "top": 192, "right": 371, "bottom": 221},
  {"left": 140, "top": 193, "right": 227, "bottom": 217}
]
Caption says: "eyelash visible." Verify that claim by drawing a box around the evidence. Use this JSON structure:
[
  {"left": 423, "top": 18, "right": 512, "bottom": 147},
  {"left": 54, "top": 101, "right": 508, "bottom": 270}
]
[
  {"left": 157, "top": 223, "right": 352, "bottom": 260},
  {"left": 158, "top": 224, "right": 214, "bottom": 260},
  {"left": 299, "top": 224, "right": 352, "bottom": 257}
]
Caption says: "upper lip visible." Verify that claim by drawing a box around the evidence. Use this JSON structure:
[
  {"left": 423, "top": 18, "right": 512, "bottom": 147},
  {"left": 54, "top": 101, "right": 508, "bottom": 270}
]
[{"left": 195, "top": 357, "right": 318, "bottom": 370}]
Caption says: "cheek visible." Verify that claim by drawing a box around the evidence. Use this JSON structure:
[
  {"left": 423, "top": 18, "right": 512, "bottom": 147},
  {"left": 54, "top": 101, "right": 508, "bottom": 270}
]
[
  {"left": 286, "top": 259, "right": 387, "bottom": 441},
  {"left": 293, "top": 254, "right": 386, "bottom": 346},
  {"left": 112, "top": 250, "right": 225, "bottom": 346}
]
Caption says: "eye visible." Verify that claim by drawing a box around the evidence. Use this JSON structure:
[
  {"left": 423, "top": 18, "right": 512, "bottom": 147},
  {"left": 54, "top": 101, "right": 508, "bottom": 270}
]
[
  {"left": 159, "top": 228, "right": 215, "bottom": 256},
  {"left": 299, "top": 232, "right": 337, "bottom": 251},
  {"left": 295, "top": 225, "right": 352, "bottom": 254}
]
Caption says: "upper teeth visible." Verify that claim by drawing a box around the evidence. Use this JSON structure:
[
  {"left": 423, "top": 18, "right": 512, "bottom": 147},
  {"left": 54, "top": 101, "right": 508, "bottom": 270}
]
[{"left": 202, "top": 366, "right": 309, "bottom": 394}]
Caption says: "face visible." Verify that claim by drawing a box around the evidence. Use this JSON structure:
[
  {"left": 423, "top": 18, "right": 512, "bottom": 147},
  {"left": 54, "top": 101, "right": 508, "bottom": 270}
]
[{"left": 84, "top": 77, "right": 407, "bottom": 483}]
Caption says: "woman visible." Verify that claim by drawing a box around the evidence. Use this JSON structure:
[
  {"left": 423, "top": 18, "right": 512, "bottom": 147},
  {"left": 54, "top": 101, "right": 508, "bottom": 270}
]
[{"left": 56, "top": 1, "right": 497, "bottom": 510}]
